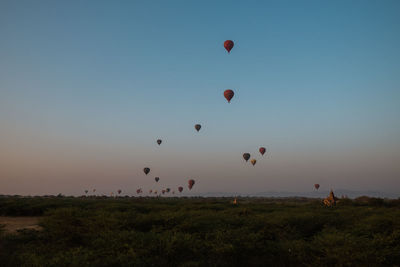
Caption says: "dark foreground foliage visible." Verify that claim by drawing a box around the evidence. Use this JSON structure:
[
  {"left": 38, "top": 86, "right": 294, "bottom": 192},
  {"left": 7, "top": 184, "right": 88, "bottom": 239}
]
[{"left": 1, "top": 196, "right": 400, "bottom": 266}]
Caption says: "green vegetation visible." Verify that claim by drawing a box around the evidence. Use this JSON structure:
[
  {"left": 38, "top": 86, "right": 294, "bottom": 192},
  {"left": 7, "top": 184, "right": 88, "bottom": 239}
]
[{"left": 1, "top": 196, "right": 400, "bottom": 266}]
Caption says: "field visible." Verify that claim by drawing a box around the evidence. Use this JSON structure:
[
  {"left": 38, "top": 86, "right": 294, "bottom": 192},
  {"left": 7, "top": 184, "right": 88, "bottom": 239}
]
[{"left": 1, "top": 196, "right": 400, "bottom": 266}]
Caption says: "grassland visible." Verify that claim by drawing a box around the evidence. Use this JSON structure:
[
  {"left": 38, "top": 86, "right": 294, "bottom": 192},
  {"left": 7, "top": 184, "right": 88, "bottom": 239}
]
[{"left": 1, "top": 196, "right": 399, "bottom": 266}]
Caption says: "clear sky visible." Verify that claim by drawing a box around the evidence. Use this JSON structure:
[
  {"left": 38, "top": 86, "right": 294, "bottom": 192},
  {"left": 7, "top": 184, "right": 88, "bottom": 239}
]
[{"left": 1, "top": 0, "right": 400, "bottom": 196}]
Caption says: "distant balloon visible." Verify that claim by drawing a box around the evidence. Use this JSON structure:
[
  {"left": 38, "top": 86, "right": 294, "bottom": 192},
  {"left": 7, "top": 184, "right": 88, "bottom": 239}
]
[
  {"left": 166, "top": 188, "right": 170, "bottom": 193},
  {"left": 243, "top": 153, "right": 250, "bottom": 162},
  {"left": 259, "top": 147, "right": 266, "bottom": 156},
  {"left": 155, "top": 177, "right": 160, "bottom": 182},
  {"left": 162, "top": 190, "right": 165, "bottom": 194},
  {"left": 157, "top": 139, "right": 162, "bottom": 145},
  {"left": 84, "top": 190, "right": 88, "bottom": 194},
  {"left": 93, "top": 189, "right": 96, "bottom": 192},
  {"left": 195, "top": 124, "right": 201, "bottom": 132},
  {"left": 188, "top": 179, "right": 195, "bottom": 190},
  {"left": 143, "top": 167, "right": 150, "bottom": 175},
  {"left": 250, "top": 159, "right": 257, "bottom": 166},
  {"left": 136, "top": 189, "right": 142, "bottom": 194},
  {"left": 118, "top": 189, "right": 122, "bottom": 194},
  {"left": 314, "top": 184, "right": 320, "bottom": 190},
  {"left": 224, "top": 40, "right": 234, "bottom": 53},
  {"left": 224, "top": 89, "right": 234, "bottom": 103},
  {"left": 149, "top": 189, "right": 152, "bottom": 194},
  {"left": 178, "top": 186, "right": 183, "bottom": 193}
]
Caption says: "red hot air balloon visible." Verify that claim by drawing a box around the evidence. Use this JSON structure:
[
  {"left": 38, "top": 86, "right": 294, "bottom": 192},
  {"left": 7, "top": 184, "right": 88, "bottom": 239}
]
[
  {"left": 224, "top": 89, "right": 234, "bottom": 103},
  {"left": 259, "top": 147, "right": 266, "bottom": 156},
  {"left": 224, "top": 40, "right": 234, "bottom": 53},
  {"left": 157, "top": 139, "right": 162, "bottom": 145},
  {"left": 155, "top": 177, "right": 159, "bottom": 182},
  {"left": 314, "top": 184, "right": 320, "bottom": 190},
  {"left": 118, "top": 189, "right": 122, "bottom": 194},
  {"left": 149, "top": 189, "right": 152, "bottom": 194},
  {"left": 143, "top": 167, "right": 150, "bottom": 175},
  {"left": 178, "top": 186, "right": 183, "bottom": 193},
  {"left": 188, "top": 179, "right": 195, "bottom": 190},
  {"left": 136, "top": 188, "right": 142, "bottom": 194}
]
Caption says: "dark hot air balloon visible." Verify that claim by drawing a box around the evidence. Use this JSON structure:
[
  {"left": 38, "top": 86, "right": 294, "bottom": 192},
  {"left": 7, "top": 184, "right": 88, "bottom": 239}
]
[
  {"left": 250, "top": 159, "right": 257, "bottom": 166},
  {"left": 118, "top": 189, "right": 122, "bottom": 194},
  {"left": 85, "top": 190, "right": 88, "bottom": 194},
  {"left": 195, "top": 124, "right": 201, "bottom": 132},
  {"left": 188, "top": 179, "right": 195, "bottom": 190},
  {"left": 155, "top": 177, "right": 160, "bottom": 182},
  {"left": 166, "top": 188, "right": 170, "bottom": 193},
  {"left": 178, "top": 186, "right": 183, "bottom": 193},
  {"left": 143, "top": 167, "right": 150, "bottom": 175},
  {"left": 259, "top": 147, "right": 266, "bottom": 156},
  {"left": 162, "top": 190, "right": 165, "bottom": 194},
  {"left": 224, "top": 89, "right": 234, "bottom": 103},
  {"left": 314, "top": 184, "right": 320, "bottom": 190},
  {"left": 243, "top": 153, "right": 250, "bottom": 162},
  {"left": 157, "top": 139, "right": 162, "bottom": 145},
  {"left": 224, "top": 40, "right": 234, "bottom": 53}
]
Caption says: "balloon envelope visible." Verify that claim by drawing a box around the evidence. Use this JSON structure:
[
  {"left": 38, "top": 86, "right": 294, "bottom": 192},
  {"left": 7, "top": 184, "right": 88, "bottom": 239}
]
[
  {"left": 250, "top": 159, "right": 257, "bottom": 166},
  {"left": 195, "top": 124, "right": 201, "bottom": 132},
  {"left": 314, "top": 184, "right": 320, "bottom": 190},
  {"left": 243, "top": 153, "right": 250, "bottom": 162},
  {"left": 224, "top": 89, "right": 234, "bottom": 103},
  {"left": 224, "top": 40, "right": 234, "bottom": 53},
  {"left": 157, "top": 139, "right": 162, "bottom": 145},
  {"left": 155, "top": 177, "right": 159, "bottom": 182},
  {"left": 143, "top": 167, "right": 150, "bottom": 175},
  {"left": 259, "top": 147, "right": 266, "bottom": 156},
  {"left": 188, "top": 179, "right": 195, "bottom": 190},
  {"left": 178, "top": 186, "right": 183, "bottom": 193}
]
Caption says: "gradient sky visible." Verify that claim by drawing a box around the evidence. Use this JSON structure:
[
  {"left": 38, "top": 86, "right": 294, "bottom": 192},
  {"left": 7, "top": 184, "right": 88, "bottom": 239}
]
[{"left": 1, "top": 0, "right": 400, "bottom": 196}]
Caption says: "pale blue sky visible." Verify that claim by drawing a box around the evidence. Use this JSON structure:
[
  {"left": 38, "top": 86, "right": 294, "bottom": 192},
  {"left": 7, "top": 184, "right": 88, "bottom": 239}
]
[{"left": 1, "top": 0, "right": 399, "bottom": 196}]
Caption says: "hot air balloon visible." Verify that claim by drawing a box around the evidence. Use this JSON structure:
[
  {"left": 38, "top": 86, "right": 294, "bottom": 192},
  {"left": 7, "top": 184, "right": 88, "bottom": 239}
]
[
  {"left": 157, "top": 139, "right": 162, "bottom": 145},
  {"left": 162, "top": 190, "right": 165, "bottom": 194},
  {"left": 93, "top": 189, "right": 96, "bottom": 193},
  {"left": 224, "top": 89, "right": 234, "bottom": 103},
  {"left": 178, "top": 186, "right": 183, "bottom": 193},
  {"left": 85, "top": 190, "right": 88, "bottom": 194},
  {"left": 118, "top": 189, "right": 122, "bottom": 194},
  {"left": 250, "top": 159, "right": 257, "bottom": 166},
  {"left": 149, "top": 189, "right": 152, "bottom": 194},
  {"left": 224, "top": 40, "right": 234, "bottom": 53},
  {"left": 166, "top": 188, "right": 170, "bottom": 193},
  {"left": 155, "top": 177, "right": 160, "bottom": 182},
  {"left": 195, "top": 124, "right": 201, "bottom": 132},
  {"left": 172, "top": 191, "right": 175, "bottom": 194},
  {"left": 314, "top": 184, "right": 320, "bottom": 190},
  {"left": 137, "top": 189, "right": 142, "bottom": 194},
  {"left": 243, "top": 153, "right": 250, "bottom": 162},
  {"left": 188, "top": 179, "right": 195, "bottom": 190},
  {"left": 143, "top": 167, "right": 150, "bottom": 175},
  {"left": 259, "top": 147, "right": 266, "bottom": 156},
  {"left": 154, "top": 190, "right": 157, "bottom": 194}
]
